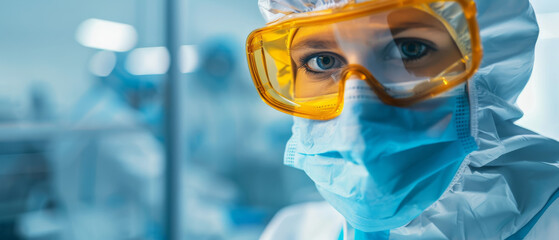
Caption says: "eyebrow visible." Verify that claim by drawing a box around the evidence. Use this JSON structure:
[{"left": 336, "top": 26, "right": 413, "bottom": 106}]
[
  {"left": 289, "top": 21, "right": 445, "bottom": 51},
  {"left": 291, "top": 39, "right": 339, "bottom": 51},
  {"left": 389, "top": 21, "right": 447, "bottom": 35}
]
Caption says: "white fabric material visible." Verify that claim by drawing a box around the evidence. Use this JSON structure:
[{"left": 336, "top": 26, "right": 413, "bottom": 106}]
[
  {"left": 261, "top": 199, "right": 559, "bottom": 240},
  {"left": 258, "top": 0, "right": 352, "bottom": 23},
  {"left": 259, "top": 202, "right": 344, "bottom": 240},
  {"left": 258, "top": 0, "right": 559, "bottom": 239}
]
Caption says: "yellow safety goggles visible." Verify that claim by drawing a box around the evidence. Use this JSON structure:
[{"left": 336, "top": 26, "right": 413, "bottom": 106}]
[{"left": 246, "top": 0, "right": 482, "bottom": 120}]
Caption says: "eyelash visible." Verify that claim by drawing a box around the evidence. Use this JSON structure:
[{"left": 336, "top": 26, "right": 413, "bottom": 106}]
[
  {"left": 387, "top": 38, "right": 437, "bottom": 62},
  {"left": 298, "top": 52, "right": 346, "bottom": 75}
]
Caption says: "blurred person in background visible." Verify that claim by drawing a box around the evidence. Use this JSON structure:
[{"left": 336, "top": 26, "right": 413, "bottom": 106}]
[
  {"left": 45, "top": 46, "right": 233, "bottom": 240},
  {"left": 31, "top": 35, "right": 303, "bottom": 240},
  {"left": 43, "top": 50, "right": 166, "bottom": 240},
  {"left": 246, "top": 0, "right": 559, "bottom": 239},
  {"left": 0, "top": 85, "right": 55, "bottom": 240}
]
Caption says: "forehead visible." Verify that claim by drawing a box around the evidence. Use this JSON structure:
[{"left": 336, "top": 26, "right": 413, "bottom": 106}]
[{"left": 291, "top": 7, "right": 447, "bottom": 49}]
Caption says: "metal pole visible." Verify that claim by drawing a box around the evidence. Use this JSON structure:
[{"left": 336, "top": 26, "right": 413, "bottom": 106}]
[{"left": 164, "top": 0, "right": 181, "bottom": 239}]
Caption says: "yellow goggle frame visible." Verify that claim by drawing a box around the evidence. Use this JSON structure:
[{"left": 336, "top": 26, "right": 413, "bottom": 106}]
[{"left": 246, "top": 0, "right": 483, "bottom": 120}]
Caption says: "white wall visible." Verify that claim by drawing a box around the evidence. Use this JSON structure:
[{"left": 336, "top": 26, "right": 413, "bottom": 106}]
[{"left": 516, "top": 0, "right": 559, "bottom": 140}]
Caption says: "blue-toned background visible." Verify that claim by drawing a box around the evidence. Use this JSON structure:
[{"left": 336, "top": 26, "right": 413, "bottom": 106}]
[{"left": 0, "top": 0, "right": 556, "bottom": 239}]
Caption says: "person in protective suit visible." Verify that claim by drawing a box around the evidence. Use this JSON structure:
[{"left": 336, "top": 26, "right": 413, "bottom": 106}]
[{"left": 245, "top": 0, "right": 559, "bottom": 239}]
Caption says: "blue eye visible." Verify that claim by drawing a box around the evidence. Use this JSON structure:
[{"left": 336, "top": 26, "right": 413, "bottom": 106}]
[
  {"left": 385, "top": 38, "right": 434, "bottom": 61},
  {"left": 400, "top": 41, "right": 427, "bottom": 59},
  {"left": 305, "top": 53, "right": 344, "bottom": 72}
]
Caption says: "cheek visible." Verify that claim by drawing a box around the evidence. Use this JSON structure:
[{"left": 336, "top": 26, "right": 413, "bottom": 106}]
[
  {"left": 294, "top": 69, "right": 339, "bottom": 98},
  {"left": 294, "top": 70, "right": 311, "bottom": 97}
]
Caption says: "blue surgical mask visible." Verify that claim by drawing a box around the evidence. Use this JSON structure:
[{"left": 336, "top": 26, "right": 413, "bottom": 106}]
[{"left": 284, "top": 79, "right": 477, "bottom": 232}]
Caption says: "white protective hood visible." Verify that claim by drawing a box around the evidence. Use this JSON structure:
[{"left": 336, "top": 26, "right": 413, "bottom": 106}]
[{"left": 258, "top": 0, "right": 559, "bottom": 239}]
